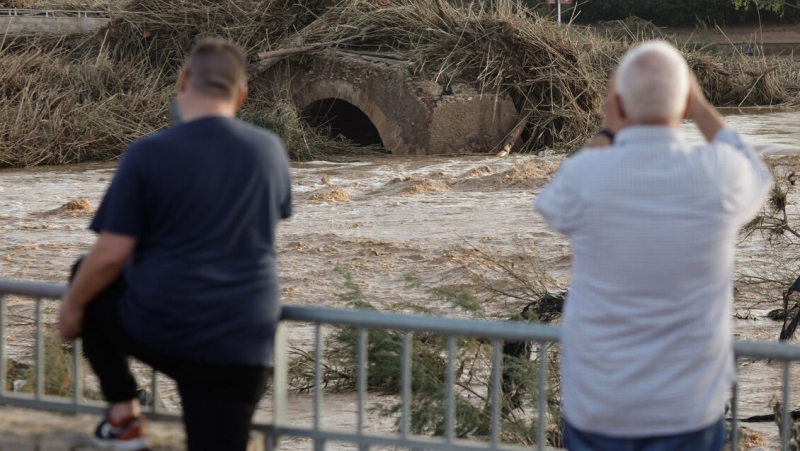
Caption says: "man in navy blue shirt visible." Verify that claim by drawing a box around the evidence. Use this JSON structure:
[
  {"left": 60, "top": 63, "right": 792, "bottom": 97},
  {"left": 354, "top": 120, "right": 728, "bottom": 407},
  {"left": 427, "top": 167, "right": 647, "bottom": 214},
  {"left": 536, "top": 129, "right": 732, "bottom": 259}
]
[{"left": 59, "top": 38, "right": 292, "bottom": 450}]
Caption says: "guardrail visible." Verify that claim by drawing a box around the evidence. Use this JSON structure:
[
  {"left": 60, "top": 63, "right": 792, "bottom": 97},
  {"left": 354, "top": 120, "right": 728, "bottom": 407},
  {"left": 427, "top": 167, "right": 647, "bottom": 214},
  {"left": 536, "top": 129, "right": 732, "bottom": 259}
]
[
  {"left": 0, "top": 9, "right": 108, "bottom": 18},
  {"left": 0, "top": 279, "right": 798, "bottom": 450}
]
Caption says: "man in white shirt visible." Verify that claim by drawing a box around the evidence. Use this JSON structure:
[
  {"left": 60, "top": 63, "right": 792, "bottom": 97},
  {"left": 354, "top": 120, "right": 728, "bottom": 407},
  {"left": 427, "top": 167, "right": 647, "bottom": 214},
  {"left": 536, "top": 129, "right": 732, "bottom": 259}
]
[{"left": 535, "top": 41, "right": 772, "bottom": 450}]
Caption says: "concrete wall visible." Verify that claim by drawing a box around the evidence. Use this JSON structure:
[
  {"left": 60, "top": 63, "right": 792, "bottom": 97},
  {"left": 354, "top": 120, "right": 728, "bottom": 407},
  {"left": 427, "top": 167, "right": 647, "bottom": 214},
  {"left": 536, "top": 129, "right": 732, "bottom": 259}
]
[{"left": 0, "top": 16, "right": 108, "bottom": 34}]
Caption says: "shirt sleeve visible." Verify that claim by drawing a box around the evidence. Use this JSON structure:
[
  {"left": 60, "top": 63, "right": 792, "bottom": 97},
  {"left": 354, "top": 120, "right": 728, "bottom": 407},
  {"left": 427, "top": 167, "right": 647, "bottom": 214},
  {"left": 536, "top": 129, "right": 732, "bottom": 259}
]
[
  {"left": 280, "top": 177, "right": 292, "bottom": 220},
  {"left": 713, "top": 128, "right": 773, "bottom": 223},
  {"left": 535, "top": 156, "right": 582, "bottom": 234},
  {"left": 278, "top": 142, "right": 293, "bottom": 220},
  {"left": 89, "top": 148, "right": 145, "bottom": 237}
]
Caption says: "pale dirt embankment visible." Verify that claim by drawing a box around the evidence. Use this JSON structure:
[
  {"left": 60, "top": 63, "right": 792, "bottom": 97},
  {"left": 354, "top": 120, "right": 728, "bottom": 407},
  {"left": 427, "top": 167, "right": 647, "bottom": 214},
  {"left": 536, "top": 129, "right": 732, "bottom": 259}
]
[{"left": 0, "top": 406, "right": 185, "bottom": 450}]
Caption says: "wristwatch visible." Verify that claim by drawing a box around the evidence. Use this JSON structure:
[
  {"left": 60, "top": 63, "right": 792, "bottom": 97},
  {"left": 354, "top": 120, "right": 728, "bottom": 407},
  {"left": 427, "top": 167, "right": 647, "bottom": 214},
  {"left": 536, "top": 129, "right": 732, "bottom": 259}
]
[{"left": 595, "top": 128, "right": 615, "bottom": 143}]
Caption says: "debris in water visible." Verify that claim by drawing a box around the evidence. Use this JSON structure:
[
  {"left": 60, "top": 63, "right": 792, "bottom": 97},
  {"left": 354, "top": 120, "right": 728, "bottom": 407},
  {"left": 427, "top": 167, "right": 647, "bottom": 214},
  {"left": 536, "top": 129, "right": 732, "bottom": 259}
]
[
  {"left": 310, "top": 186, "right": 350, "bottom": 202},
  {"left": 62, "top": 199, "right": 94, "bottom": 212},
  {"left": 400, "top": 179, "right": 451, "bottom": 195},
  {"left": 41, "top": 198, "right": 96, "bottom": 216}
]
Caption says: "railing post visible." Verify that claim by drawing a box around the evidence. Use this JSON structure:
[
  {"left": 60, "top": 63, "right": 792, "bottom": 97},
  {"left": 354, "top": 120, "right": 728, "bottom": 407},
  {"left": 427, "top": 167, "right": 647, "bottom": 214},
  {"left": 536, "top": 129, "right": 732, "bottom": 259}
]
[
  {"left": 150, "top": 369, "right": 160, "bottom": 413},
  {"left": 356, "top": 328, "right": 368, "bottom": 451},
  {"left": 731, "top": 381, "right": 739, "bottom": 451},
  {"left": 313, "top": 324, "right": 324, "bottom": 451},
  {"left": 444, "top": 336, "right": 455, "bottom": 444},
  {"left": 537, "top": 341, "right": 548, "bottom": 451},
  {"left": 782, "top": 361, "right": 791, "bottom": 451},
  {"left": 0, "top": 295, "right": 6, "bottom": 396},
  {"left": 35, "top": 298, "right": 45, "bottom": 399},
  {"left": 490, "top": 339, "right": 502, "bottom": 447},
  {"left": 272, "top": 322, "right": 288, "bottom": 450},
  {"left": 72, "top": 338, "right": 83, "bottom": 404},
  {"left": 401, "top": 332, "right": 413, "bottom": 440}
]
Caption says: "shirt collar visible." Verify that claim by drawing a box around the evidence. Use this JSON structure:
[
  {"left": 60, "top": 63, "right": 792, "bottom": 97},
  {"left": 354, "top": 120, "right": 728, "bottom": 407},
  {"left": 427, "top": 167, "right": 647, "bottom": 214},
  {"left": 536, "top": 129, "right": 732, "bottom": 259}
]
[{"left": 614, "top": 125, "right": 685, "bottom": 147}]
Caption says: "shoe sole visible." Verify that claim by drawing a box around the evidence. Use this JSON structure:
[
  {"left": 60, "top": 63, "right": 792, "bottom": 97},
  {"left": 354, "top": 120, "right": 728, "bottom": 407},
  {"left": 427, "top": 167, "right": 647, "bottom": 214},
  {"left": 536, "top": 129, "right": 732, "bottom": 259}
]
[{"left": 91, "top": 437, "right": 149, "bottom": 451}]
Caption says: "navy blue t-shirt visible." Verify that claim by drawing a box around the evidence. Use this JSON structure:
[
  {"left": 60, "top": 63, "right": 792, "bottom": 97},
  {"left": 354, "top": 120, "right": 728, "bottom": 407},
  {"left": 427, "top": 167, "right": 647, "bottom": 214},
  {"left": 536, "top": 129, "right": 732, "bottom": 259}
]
[{"left": 90, "top": 116, "right": 292, "bottom": 367}]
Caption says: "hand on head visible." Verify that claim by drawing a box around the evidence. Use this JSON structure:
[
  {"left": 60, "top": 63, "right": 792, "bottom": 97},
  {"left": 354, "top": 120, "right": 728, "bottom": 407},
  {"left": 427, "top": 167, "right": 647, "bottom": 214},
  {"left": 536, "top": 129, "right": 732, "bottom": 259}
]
[
  {"left": 601, "top": 71, "right": 625, "bottom": 134},
  {"left": 685, "top": 71, "right": 725, "bottom": 142},
  {"left": 686, "top": 72, "right": 711, "bottom": 121}
]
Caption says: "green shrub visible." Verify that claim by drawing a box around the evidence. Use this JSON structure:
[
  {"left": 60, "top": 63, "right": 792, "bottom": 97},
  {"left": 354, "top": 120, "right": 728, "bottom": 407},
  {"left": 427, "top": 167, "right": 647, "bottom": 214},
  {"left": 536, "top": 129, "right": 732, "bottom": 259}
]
[
  {"left": 569, "top": 0, "right": 799, "bottom": 26},
  {"left": 5, "top": 328, "right": 101, "bottom": 400}
]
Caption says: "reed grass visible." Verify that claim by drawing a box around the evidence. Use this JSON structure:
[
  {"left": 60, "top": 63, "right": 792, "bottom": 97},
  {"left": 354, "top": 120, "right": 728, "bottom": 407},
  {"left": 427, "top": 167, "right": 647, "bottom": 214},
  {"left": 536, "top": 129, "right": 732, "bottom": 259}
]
[
  {"left": 0, "top": 0, "right": 797, "bottom": 167},
  {"left": 0, "top": 0, "right": 126, "bottom": 9},
  {"left": 0, "top": 43, "right": 169, "bottom": 166}
]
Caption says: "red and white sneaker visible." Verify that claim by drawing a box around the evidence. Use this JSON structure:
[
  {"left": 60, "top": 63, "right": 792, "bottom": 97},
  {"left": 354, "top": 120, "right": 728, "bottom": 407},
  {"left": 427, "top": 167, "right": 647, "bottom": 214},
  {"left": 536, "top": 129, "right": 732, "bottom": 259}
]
[{"left": 92, "top": 414, "right": 148, "bottom": 451}]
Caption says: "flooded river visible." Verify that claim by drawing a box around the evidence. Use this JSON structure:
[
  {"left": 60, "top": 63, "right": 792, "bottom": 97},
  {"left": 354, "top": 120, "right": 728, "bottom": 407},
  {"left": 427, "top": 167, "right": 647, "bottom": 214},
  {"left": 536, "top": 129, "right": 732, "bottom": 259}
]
[{"left": 1, "top": 111, "right": 800, "bottom": 449}]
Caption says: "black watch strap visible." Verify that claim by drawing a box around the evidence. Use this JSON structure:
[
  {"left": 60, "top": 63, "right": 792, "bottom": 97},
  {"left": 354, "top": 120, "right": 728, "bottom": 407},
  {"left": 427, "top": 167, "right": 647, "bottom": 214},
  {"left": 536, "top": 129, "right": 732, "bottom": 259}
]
[{"left": 595, "top": 128, "right": 615, "bottom": 143}]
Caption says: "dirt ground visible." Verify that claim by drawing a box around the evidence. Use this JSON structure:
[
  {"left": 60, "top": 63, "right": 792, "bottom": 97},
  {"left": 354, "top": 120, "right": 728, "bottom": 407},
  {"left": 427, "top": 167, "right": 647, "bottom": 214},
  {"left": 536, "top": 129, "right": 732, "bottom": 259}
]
[
  {"left": 666, "top": 23, "right": 800, "bottom": 44},
  {"left": 583, "top": 22, "right": 800, "bottom": 44},
  {"left": 0, "top": 406, "right": 187, "bottom": 450}
]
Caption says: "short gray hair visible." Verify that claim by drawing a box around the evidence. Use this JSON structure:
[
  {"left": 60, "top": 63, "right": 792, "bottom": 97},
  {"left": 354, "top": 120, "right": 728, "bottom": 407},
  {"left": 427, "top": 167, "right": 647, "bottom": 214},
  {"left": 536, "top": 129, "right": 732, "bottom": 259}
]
[
  {"left": 616, "top": 41, "right": 690, "bottom": 122},
  {"left": 184, "top": 38, "right": 247, "bottom": 101}
]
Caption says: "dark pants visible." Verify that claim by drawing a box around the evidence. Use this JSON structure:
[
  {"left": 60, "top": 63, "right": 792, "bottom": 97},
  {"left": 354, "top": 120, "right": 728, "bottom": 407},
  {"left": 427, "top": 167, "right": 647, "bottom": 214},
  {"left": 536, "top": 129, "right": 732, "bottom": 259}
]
[
  {"left": 76, "top": 266, "right": 271, "bottom": 451},
  {"left": 562, "top": 418, "right": 726, "bottom": 451}
]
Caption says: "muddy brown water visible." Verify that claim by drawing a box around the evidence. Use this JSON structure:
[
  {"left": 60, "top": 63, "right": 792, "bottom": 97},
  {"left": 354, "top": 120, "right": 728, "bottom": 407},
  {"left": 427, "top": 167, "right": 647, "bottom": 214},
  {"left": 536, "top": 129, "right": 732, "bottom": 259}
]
[{"left": 1, "top": 111, "right": 800, "bottom": 449}]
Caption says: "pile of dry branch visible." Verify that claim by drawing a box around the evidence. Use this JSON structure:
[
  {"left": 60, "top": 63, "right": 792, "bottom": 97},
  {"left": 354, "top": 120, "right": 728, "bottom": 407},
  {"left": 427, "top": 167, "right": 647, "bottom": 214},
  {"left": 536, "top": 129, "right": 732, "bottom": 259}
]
[
  {"left": 282, "top": 0, "right": 603, "bottom": 151},
  {"left": 0, "top": 0, "right": 798, "bottom": 167},
  {"left": 0, "top": 47, "right": 169, "bottom": 166}
]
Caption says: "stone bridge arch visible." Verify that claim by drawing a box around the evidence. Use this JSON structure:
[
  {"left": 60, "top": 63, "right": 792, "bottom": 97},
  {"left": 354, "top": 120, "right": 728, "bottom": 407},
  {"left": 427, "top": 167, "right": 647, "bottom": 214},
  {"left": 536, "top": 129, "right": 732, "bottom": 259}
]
[
  {"left": 284, "top": 51, "right": 520, "bottom": 155},
  {"left": 293, "top": 79, "right": 401, "bottom": 153}
]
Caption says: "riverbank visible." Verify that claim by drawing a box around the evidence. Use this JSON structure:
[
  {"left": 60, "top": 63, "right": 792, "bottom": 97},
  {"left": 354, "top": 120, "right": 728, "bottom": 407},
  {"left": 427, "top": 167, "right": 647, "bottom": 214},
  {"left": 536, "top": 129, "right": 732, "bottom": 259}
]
[{"left": 0, "top": 1, "right": 798, "bottom": 168}]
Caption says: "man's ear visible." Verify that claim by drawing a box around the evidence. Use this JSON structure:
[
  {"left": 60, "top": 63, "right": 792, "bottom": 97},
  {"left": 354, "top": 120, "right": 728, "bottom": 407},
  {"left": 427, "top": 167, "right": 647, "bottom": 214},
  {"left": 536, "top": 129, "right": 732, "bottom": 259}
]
[
  {"left": 177, "top": 68, "right": 189, "bottom": 93},
  {"left": 234, "top": 84, "right": 247, "bottom": 110},
  {"left": 683, "top": 93, "right": 692, "bottom": 119},
  {"left": 615, "top": 94, "right": 627, "bottom": 120}
]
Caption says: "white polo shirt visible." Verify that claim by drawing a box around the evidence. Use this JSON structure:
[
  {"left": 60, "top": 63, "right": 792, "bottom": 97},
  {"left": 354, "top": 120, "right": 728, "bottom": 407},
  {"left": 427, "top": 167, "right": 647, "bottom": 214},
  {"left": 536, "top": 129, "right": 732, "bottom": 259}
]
[{"left": 535, "top": 126, "right": 772, "bottom": 437}]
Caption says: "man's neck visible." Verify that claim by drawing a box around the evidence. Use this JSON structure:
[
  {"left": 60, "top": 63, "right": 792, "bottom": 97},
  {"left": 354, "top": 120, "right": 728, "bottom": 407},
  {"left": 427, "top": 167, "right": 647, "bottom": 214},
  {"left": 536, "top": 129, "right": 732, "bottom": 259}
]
[
  {"left": 176, "top": 95, "right": 236, "bottom": 123},
  {"left": 627, "top": 118, "right": 682, "bottom": 129}
]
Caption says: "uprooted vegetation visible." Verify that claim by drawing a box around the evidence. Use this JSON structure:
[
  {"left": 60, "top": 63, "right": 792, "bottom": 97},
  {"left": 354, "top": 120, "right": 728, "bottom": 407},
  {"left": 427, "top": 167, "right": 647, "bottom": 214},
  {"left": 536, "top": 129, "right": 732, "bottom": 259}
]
[
  {"left": 738, "top": 157, "right": 800, "bottom": 341},
  {"left": 1, "top": 0, "right": 799, "bottom": 167},
  {"left": 288, "top": 251, "right": 567, "bottom": 446}
]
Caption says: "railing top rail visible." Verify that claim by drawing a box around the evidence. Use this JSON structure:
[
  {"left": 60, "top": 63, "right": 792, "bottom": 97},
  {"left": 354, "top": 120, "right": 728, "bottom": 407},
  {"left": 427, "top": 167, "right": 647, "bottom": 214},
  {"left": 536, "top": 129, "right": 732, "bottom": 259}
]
[
  {"left": 0, "top": 9, "right": 109, "bottom": 16},
  {"left": 0, "top": 280, "right": 66, "bottom": 299},
  {"left": 282, "top": 305, "right": 562, "bottom": 342},
  {"left": 4, "top": 279, "right": 800, "bottom": 360}
]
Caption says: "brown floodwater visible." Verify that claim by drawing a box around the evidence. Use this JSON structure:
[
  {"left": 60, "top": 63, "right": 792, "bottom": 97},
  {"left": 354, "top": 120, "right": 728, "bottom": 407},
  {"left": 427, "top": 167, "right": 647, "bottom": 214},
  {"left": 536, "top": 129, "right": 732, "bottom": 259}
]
[{"left": 1, "top": 111, "right": 800, "bottom": 449}]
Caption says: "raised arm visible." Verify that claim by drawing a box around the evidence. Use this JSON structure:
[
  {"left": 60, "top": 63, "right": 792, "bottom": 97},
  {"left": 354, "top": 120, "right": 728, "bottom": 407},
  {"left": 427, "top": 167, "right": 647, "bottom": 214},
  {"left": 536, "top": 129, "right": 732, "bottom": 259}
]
[
  {"left": 586, "top": 71, "right": 625, "bottom": 149},
  {"left": 687, "top": 74, "right": 725, "bottom": 143}
]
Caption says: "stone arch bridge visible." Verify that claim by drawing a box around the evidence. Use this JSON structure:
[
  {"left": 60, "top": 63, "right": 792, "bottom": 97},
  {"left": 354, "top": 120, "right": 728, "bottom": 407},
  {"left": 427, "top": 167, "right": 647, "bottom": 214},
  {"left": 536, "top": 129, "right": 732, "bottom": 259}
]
[{"left": 266, "top": 49, "right": 521, "bottom": 155}]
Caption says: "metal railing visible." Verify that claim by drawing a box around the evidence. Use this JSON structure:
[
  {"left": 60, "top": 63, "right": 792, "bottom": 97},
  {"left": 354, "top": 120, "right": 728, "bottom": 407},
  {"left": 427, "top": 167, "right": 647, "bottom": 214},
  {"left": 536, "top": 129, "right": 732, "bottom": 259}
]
[
  {"left": 0, "top": 9, "right": 109, "bottom": 18},
  {"left": 0, "top": 279, "right": 799, "bottom": 450}
]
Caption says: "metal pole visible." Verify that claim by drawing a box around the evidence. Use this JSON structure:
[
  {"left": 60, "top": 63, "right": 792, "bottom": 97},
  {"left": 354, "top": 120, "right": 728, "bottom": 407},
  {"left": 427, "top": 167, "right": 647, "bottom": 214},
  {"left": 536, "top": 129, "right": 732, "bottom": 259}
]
[
  {"left": 35, "top": 298, "right": 45, "bottom": 399},
  {"left": 314, "top": 324, "right": 324, "bottom": 451},
  {"left": 272, "top": 323, "right": 289, "bottom": 450},
  {"left": 0, "top": 295, "right": 6, "bottom": 397},
  {"left": 782, "top": 361, "right": 790, "bottom": 451},
  {"left": 400, "top": 332, "right": 412, "bottom": 440},
  {"left": 490, "top": 339, "right": 502, "bottom": 447},
  {"left": 445, "top": 336, "right": 455, "bottom": 443},
  {"left": 150, "top": 369, "right": 160, "bottom": 413},
  {"left": 536, "top": 342, "right": 547, "bottom": 450},
  {"left": 72, "top": 339, "right": 83, "bottom": 404},
  {"left": 731, "top": 382, "right": 739, "bottom": 451},
  {"left": 357, "top": 328, "right": 368, "bottom": 451},
  {"left": 557, "top": 1, "right": 562, "bottom": 25}
]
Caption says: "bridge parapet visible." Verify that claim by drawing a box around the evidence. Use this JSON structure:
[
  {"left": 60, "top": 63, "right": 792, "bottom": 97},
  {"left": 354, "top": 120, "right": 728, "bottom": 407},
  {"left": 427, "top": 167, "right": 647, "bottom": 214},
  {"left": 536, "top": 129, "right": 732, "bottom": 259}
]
[{"left": 287, "top": 49, "right": 520, "bottom": 155}]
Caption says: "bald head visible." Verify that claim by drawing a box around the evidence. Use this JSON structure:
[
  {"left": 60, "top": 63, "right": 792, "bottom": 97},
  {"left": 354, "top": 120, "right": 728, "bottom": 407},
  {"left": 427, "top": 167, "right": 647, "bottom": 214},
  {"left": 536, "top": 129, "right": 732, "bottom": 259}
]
[{"left": 616, "top": 41, "right": 690, "bottom": 124}]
